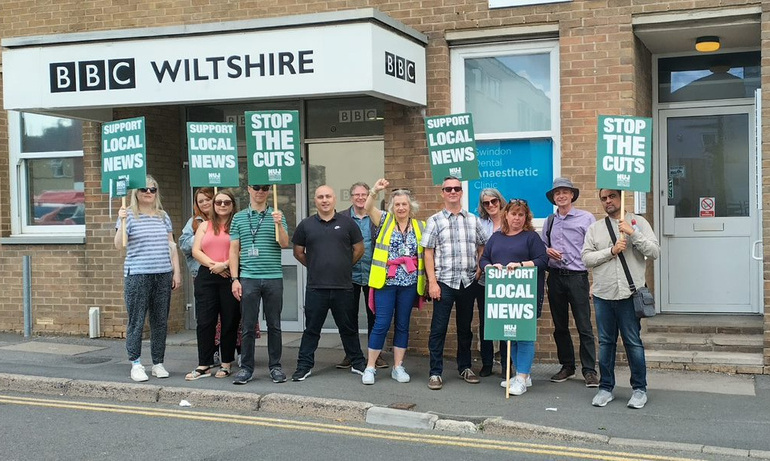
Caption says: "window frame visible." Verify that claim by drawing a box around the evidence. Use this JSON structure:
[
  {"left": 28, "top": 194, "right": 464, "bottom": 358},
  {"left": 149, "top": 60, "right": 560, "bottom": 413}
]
[
  {"left": 450, "top": 40, "right": 561, "bottom": 222},
  {"left": 6, "top": 111, "right": 86, "bottom": 241}
]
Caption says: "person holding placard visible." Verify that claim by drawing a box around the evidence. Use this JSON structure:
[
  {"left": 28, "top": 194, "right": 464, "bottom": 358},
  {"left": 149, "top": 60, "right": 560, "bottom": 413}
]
[
  {"left": 291, "top": 185, "right": 367, "bottom": 381},
  {"left": 473, "top": 188, "right": 506, "bottom": 377},
  {"left": 479, "top": 199, "right": 547, "bottom": 396},
  {"left": 185, "top": 190, "right": 240, "bottom": 381},
  {"left": 229, "top": 185, "right": 289, "bottom": 385},
  {"left": 359, "top": 179, "right": 425, "bottom": 385},
  {"left": 422, "top": 177, "right": 488, "bottom": 390},
  {"left": 540, "top": 178, "right": 598, "bottom": 387},
  {"left": 582, "top": 189, "right": 659, "bottom": 409},
  {"left": 114, "top": 175, "right": 181, "bottom": 382}
]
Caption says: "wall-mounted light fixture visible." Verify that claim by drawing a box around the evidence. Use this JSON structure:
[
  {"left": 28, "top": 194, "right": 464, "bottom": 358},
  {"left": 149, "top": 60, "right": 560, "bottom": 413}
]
[{"left": 695, "top": 36, "right": 720, "bottom": 53}]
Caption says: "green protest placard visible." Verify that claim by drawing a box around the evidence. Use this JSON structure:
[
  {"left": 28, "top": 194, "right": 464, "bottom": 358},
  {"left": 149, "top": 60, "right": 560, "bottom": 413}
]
[
  {"left": 187, "top": 122, "right": 239, "bottom": 187},
  {"left": 484, "top": 266, "right": 538, "bottom": 342},
  {"left": 425, "top": 113, "right": 480, "bottom": 184},
  {"left": 102, "top": 117, "right": 147, "bottom": 194},
  {"left": 245, "top": 110, "right": 301, "bottom": 185},
  {"left": 596, "top": 115, "right": 652, "bottom": 192}
]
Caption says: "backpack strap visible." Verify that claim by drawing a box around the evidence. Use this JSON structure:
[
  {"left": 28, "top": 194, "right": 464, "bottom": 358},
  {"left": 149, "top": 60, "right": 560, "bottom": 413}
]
[{"left": 605, "top": 217, "right": 637, "bottom": 292}]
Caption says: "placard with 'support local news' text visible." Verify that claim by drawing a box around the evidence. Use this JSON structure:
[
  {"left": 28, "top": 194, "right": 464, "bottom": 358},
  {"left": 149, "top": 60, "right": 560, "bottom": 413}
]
[{"left": 484, "top": 266, "right": 537, "bottom": 342}]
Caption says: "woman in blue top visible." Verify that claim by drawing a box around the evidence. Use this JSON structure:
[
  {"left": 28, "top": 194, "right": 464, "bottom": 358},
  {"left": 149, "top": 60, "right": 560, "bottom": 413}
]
[
  {"left": 479, "top": 199, "right": 547, "bottom": 396},
  {"left": 115, "top": 175, "right": 181, "bottom": 382}
]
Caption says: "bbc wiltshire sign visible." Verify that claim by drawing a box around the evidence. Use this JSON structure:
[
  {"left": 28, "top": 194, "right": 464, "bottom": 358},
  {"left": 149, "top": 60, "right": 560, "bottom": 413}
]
[
  {"left": 101, "top": 117, "right": 147, "bottom": 195},
  {"left": 484, "top": 266, "right": 538, "bottom": 342},
  {"left": 596, "top": 115, "right": 652, "bottom": 192}
]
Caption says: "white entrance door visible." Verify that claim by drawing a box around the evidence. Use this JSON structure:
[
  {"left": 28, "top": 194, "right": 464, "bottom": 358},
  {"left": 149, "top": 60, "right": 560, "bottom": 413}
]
[{"left": 658, "top": 105, "right": 760, "bottom": 313}]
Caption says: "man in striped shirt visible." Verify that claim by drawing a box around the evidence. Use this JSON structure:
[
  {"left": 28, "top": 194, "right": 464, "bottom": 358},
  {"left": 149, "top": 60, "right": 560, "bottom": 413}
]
[
  {"left": 421, "top": 176, "right": 488, "bottom": 390},
  {"left": 229, "top": 184, "right": 290, "bottom": 385}
]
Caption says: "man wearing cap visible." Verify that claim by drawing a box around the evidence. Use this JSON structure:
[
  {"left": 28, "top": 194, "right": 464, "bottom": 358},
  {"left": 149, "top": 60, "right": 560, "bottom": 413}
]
[{"left": 541, "top": 178, "right": 598, "bottom": 387}]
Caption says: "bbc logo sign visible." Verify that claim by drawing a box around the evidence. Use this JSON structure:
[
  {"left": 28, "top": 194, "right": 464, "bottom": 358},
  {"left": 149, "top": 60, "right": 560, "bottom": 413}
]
[
  {"left": 50, "top": 59, "right": 136, "bottom": 93},
  {"left": 385, "top": 52, "right": 415, "bottom": 84}
]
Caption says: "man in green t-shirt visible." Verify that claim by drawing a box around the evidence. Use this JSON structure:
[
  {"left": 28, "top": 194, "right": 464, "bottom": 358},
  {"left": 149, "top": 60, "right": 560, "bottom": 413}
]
[{"left": 229, "top": 184, "right": 289, "bottom": 385}]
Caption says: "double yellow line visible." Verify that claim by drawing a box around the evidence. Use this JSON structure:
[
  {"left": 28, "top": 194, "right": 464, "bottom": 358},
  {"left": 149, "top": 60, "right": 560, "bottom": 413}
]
[{"left": 0, "top": 394, "right": 699, "bottom": 461}]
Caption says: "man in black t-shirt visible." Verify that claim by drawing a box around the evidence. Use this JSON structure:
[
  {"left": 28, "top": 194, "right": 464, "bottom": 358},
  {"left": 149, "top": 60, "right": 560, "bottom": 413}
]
[{"left": 291, "top": 185, "right": 366, "bottom": 381}]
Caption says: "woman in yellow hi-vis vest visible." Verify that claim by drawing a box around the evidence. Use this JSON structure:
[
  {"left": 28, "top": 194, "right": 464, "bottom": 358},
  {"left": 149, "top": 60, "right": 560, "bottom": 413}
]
[{"left": 360, "top": 178, "right": 426, "bottom": 385}]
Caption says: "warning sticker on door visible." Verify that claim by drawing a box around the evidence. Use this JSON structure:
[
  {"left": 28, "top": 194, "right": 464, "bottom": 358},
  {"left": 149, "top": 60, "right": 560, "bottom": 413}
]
[{"left": 699, "top": 197, "right": 715, "bottom": 217}]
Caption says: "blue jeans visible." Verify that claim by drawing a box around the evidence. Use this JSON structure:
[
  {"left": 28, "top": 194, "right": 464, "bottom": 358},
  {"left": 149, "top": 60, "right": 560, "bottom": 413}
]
[
  {"left": 240, "top": 278, "right": 283, "bottom": 373},
  {"left": 369, "top": 284, "right": 418, "bottom": 350},
  {"left": 499, "top": 340, "right": 535, "bottom": 375},
  {"left": 297, "top": 288, "right": 365, "bottom": 371},
  {"left": 428, "top": 282, "right": 475, "bottom": 376},
  {"left": 594, "top": 296, "right": 647, "bottom": 392}
]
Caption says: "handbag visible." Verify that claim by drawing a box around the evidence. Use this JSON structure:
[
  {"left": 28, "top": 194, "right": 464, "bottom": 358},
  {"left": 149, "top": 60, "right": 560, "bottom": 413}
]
[{"left": 605, "top": 217, "right": 656, "bottom": 318}]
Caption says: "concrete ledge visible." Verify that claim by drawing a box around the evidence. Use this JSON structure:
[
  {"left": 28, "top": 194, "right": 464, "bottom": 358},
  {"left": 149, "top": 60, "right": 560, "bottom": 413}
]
[
  {"left": 67, "top": 379, "right": 161, "bottom": 403},
  {"left": 703, "top": 445, "right": 749, "bottom": 458},
  {"left": 366, "top": 406, "right": 438, "bottom": 430},
  {"left": 260, "top": 393, "right": 372, "bottom": 422},
  {"left": 434, "top": 419, "right": 477, "bottom": 433},
  {"left": 158, "top": 387, "right": 262, "bottom": 411},
  {"left": 749, "top": 449, "right": 770, "bottom": 459},
  {"left": 482, "top": 418, "right": 610, "bottom": 443},
  {"left": 609, "top": 437, "right": 703, "bottom": 453},
  {"left": 0, "top": 373, "right": 71, "bottom": 395}
]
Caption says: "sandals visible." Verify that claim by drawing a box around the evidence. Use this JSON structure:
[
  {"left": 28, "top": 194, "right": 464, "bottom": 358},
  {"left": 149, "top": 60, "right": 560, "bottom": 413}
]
[
  {"left": 185, "top": 366, "right": 214, "bottom": 381},
  {"left": 215, "top": 366, "right": 232, "bottom": 378}
]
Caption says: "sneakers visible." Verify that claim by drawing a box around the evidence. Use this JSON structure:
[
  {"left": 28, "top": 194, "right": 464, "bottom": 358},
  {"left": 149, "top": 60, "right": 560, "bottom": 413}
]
[
  {"left": 232, "top": 369, "right": 253, "bottom": 385},
  {"left": 428, "top": 375, "right": 443, "bottom": 390},
  {"left": 391, "top": 366, "right": 410, "bottom": 383},
  {"left": 362, "top": 367, "right": 376, "bottom": 385},
  {"left": 270, "top": 368, "right": 287, "bottom": 384},
  {"left": 151, "top": 363, "right": 170, "bottom": 378},
  {"left": 508, "top": 376, "right": 527, "bottom": 396},
  {"left": 335, "top": 357, "right": 351, "bottom": 369},
  {"left": 479, "top": 364, "right": 493, "bottom": 377},
  {"left": 130, "top": 363, "right": 148, "bottom": 382},
  {"left": 292, "top": 368, "right": 312, "bottom": 381},
  {"left": 592, "top": 389, "right": 615, "bottom": 407},
  {"left": 584, "top": 371, "right": 600, "bottom": 388},
  {"left": 459, "top": 368, "right": 480, "bottom": 384},
  {"left": 375, "top": 356, "right": 389, "bottom": 369},
  {"left": 627, "top": 389, "right": 648, "bottom": 409},
  {"left": 500, "top": 376, "right": 532, "bottom": 388},
  {"left": 550, "top": 366, "right": 576, "bottom": 383}
]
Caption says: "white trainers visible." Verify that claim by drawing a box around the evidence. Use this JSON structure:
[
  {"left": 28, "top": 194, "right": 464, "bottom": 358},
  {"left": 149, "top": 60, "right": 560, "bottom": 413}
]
[
  {"left": 508, "top": 376, "right": 528, "bottom": 396},
  {"left": 500, "top": 376, "right": 532, "bottom": 388},
  {"left": 131, "top": 363, "right": 148, "bottom": 382},
  {"left": 362, "top": 367, "right": 376, "bottom": 385},
  {"left": 627, "top": 389, "right": 648, "bottom": 409},
  {"left": 391, "top": 365, "right": 411, "bottom": 383},
  {"left": 592, "top": 389, "right": 614, "bottom": 407},
  {"left": 151, "top": 363, "right": 170, "bottom": 378}
]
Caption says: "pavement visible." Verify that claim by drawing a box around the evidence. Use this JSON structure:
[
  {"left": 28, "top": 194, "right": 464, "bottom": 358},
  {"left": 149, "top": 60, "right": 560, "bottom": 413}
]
[{"left": 1, "top": 330, "right": 770, "bottom": 459}]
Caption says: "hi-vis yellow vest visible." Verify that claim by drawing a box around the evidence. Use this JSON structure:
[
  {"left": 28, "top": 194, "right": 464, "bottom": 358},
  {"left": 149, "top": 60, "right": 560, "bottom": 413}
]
[{"left": 368, "top": 213, "right": 426, "bottom": 296}]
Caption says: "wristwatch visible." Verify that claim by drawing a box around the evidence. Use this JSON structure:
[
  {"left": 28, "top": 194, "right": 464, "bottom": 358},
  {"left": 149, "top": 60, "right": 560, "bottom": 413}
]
[{"left": 230, "top": 277, "right": 239, "bottom": 283}]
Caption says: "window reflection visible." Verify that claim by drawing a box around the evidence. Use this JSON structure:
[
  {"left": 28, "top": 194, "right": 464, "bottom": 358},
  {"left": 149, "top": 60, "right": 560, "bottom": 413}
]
[{"left": 659, "top": 52, "right": 760, "bottom": 103}]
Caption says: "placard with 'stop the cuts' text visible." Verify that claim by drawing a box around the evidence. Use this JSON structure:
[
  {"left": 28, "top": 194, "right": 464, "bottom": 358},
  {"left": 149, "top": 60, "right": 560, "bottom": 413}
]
[
  {"left": 245, "top": 110, "right": 301, "bottom": 185},
  {"left": 596, "top": 115, "right": 652, "bottom": 192}
]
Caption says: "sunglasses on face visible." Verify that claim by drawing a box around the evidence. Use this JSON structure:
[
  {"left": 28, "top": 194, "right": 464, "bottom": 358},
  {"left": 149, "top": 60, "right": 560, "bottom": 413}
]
[
  {"left": 509, "top": 198, "right": 528, "bottom": 205},
  {"left": 442, "top": 186, "right": 462, "bottom": 193},
  {"left": 214, "top": 200, "right": 233, "bottom": 206},
  {"left": 138, "top": 187, "right": 157, "bottom": 194},
  {"left": 250, "top": 185, "right": 270, "bottom": 192},
  {"left": 482, "top": 198, "right": 499, "bottom": 207}
]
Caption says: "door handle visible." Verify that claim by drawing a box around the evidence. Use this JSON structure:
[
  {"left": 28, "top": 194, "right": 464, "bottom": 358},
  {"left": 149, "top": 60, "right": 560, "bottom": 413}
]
[
  {"left": 663, "top": 206, "right": 675, "bottom": 236},
  {"left": 752, "top": 240, "right": 763, "bottom": 261}
]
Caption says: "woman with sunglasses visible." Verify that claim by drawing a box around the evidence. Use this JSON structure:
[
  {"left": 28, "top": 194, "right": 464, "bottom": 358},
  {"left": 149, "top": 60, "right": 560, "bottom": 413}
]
[
  {"left": 360, "top": 178, "right": 426, "bottom": 385},
  {"left": 479, "top": 199, "right": 547, "bottom": 396},
  {"left": 186, "top": 189, "right": 241, "bottom": 380},
  {"left": 115, "top": 175, "right": 182, "bottom": 382},
  {"left": 474, "top": 188, "right": 506, "bottom": 377}
]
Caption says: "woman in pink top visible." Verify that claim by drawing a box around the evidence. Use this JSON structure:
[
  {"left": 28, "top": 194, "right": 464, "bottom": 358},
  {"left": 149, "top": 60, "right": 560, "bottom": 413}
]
[{"left": 186, "top": 190, "right": 240, "bottom": 380}]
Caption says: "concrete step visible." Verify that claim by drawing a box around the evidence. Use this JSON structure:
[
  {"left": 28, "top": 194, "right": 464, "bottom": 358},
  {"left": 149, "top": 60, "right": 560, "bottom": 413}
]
[
  {"left": 645, "top": 314, "right": 763, "bottom": 335},
  {"left": 644, "top": 333, "right": 763, "bottom": 353},
  {"left": 645, "top": 350, "right": 765, "bottom": 375}
]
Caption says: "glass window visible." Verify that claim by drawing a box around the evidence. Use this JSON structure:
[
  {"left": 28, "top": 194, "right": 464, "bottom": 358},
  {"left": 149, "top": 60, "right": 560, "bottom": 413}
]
[
  {"left": 658, "top": 51, "right": 760, "bottom": 103},
  {"left": 8, "top": 112, "right": 85, "bottom": 236},
  {"left": 453, "top": 41, "right": 560, "bottom": 220},
  {"left": 306, "top": 97, "right": 385, "bottom": 139},
  {"left": 465, "top": 53, "right": 552, "bottom": 134}
]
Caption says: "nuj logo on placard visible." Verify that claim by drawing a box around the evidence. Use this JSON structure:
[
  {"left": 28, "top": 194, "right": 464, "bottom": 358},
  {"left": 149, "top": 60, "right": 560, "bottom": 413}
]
[
  {"left": 616, "top": 173, "right": 631, "bottom": 187},
  {"left": 208, "top": 172, "right": 221, "bottom": 185},
  {"left": 268, "top": 169, "right": 282, "bottom": 182},
  {"left": 504, "top": 324, "right": 518, "bottom": 338},
  {"left": 449, "top": 167, "right": 462, "bottom": 178}
]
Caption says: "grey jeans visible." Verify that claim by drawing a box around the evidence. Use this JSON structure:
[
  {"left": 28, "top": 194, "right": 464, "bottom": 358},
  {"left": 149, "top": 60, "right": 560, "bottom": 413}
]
[
  {"left": 124, "top": 272, "right": 172, "bottom": 364},
  {"left": 240, "top": 278, "right": 283, "bottom": 373}
]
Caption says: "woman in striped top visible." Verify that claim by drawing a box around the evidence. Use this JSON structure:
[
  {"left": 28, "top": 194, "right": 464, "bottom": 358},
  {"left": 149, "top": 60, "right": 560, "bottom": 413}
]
[
  {"left": 186, "top": 189, "right": 241, "bottom": 380},
  {"left": 115, "top": 175, "right": 181, "bottom": 382}
]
